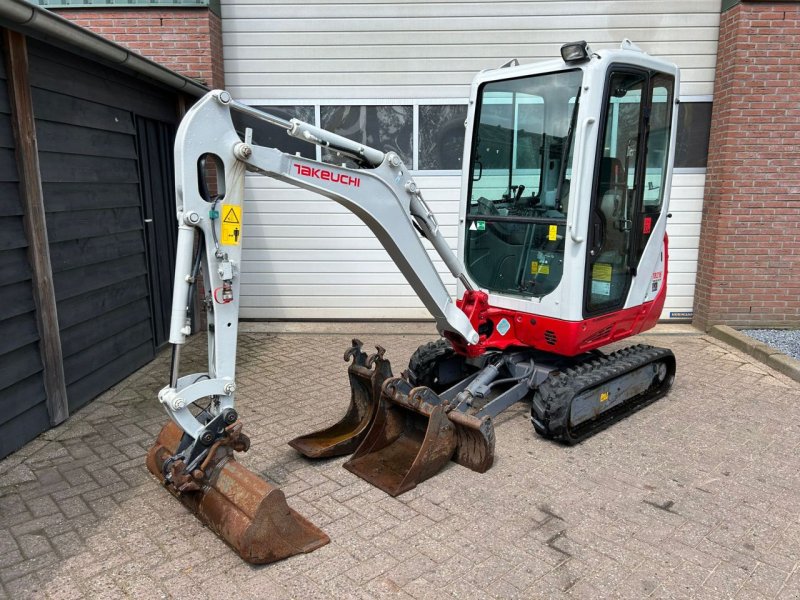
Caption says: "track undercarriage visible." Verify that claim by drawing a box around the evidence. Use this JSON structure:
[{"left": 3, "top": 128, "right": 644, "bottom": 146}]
[{"left": 291, "top": 338, "right": 676, "bottom": 496}]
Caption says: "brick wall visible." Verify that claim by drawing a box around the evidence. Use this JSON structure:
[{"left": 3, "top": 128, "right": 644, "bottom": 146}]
[
  {"left": 54, "top": 8, "right": 224, "bottom": 88},
  {"left": 693, "top": 1, "right": 800, "bottom": 329}
]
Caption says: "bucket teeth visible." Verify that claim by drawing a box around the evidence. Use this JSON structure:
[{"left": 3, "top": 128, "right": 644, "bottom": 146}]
[
  {"left": 343, "top": 377, "right": 495, "bottom": 497},
  {"left": 147, "top": 421, "right": 329, "bottom": 564}
]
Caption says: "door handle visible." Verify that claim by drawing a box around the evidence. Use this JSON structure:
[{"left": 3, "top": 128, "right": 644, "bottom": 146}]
[{"left": 568, "top": 117, "right": 596, "bottom": 243}]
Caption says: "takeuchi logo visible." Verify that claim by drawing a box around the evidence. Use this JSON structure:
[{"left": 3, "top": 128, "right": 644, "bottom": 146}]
[{"left": 293, "top": 164, "right": 360, "bottom": 187}]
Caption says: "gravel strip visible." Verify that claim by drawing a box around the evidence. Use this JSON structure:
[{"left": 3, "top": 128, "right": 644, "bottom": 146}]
[{"left": 742, "top": 329, "right": 800, "bottom": 361}]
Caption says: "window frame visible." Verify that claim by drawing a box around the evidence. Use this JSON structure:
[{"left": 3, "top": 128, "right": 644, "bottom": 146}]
[{"left": 240, "top": 98, "right": 469, "bottom": 174}]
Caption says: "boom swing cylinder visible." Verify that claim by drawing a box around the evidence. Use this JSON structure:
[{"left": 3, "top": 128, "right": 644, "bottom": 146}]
[{"left": 148, "top": 40, "right": 679, "bottom": 565}]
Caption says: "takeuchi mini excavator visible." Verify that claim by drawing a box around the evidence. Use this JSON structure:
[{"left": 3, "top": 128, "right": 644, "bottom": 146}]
[{"left": 146, "top": 40, "right": 679, "bottom": 564}]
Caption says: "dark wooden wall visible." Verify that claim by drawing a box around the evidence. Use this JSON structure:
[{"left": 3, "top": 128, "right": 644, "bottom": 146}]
[
  {"left": 27, "top": 40, "right": 178, "bottom": 413},
  {"left": 0, "top": 33, "right": 182, "bottom": 458},
  {"left": 0, "top": 43, "right": 50, "bottom": 459}
]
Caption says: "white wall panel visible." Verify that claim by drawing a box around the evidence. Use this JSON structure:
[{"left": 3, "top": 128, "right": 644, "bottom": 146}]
[
  {"left": 661, "top": 172, "right": 706, "bottom": 319},
  {"left": 223, "top": 0, "right": 719, "bottom": 321},
  {"left": 222, "top": 0, "right": 721, "bottom": 99}
]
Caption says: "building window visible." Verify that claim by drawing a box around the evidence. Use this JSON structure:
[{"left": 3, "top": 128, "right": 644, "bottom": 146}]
[
  {"left": 320, "top": 105, "right": 412, "bottom": 168},
  {"left": 418, "top": 105, "right": 468, "bottom": 170},
  {"left": 675, "top": 102, "right": 712, "bottom": 169}
]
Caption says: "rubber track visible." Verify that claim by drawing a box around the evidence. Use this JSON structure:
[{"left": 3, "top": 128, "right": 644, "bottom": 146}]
[{"left": 531, "top": 344, "right": 676, "bottom": 445}]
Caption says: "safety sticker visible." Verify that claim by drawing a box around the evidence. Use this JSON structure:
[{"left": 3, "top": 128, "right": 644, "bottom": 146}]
[
  {"left": 476, "top": 221, "right": 486, "bottom": 231},
  {"left": 643, "top": 216, "right": 652, "bottom": 235},
  {"left": 592, "top": 280, "right": 611, "bottom": 296},
  {"left": 221, "top": 205, "right": 242, "bottom": 246},
  {"left": 600, "top": 391, "right": 609, "bottom": 402},
  {"left": 530, "top": 261, "right": 551, "bottom": 275},
  {"left": 496, "top": 318, "right": 511, "bottom": 336},
  {"left": 651, "top": 270, "right": 662, "bottom": 293},
  {"left": 592, "top": 262, "right": 612, "bottom": 283},
  {"left": 548, "top": 224, "right": 558, "bottom": 241}
]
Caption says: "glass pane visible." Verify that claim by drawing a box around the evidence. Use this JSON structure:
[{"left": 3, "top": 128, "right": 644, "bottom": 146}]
[
  {"left": 675, "top": 102, "right": 712, "bottom": 168},
  {"left": 419, "top": 105, "right": 468, "bottom": 170},
  {"left": 587, "top": 72, "right": 645, "bottom": 313},
  {"left": 636, "top": 74, "right": 675, "bottom": 265},
  {"left": 464, "top": 69, "right": 582, "bottom": 298},
  {"left": 230, "top": 105, "right": 315, "bottom": 159},
  {"left": 320, "top": 105, "right": 412, "bottom": 168}
]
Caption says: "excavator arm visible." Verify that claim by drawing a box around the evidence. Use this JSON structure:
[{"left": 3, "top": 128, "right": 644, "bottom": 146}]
[
  {"left": 161, "top": 90, "right": 478, "bottom": 447},
  {"left": 147, "top": 90, "right": 483, "bottom": 563}
]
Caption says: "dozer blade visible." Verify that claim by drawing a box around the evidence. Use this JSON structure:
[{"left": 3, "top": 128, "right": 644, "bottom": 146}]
[
  {"left": 146, "top": 421, "right": 329, "bottom": 564},
  {"left": 288, "top": 339, "right": 392, "bottom": 459},
  {"left": 343, "top": 377, "right": 494, "bottom": 497}
]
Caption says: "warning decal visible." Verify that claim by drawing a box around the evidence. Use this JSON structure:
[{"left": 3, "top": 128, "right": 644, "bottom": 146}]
[
  {"left": 221, "top": 205, "right": 242, "bottom": 246},
  {"left": 592, "top": 263, "right": 612, "bottom": 282},
  {"left": 548, "top": 224, "right": 558, "bottom": 241}
]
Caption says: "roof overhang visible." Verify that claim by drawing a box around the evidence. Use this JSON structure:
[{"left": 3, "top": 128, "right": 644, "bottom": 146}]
[{"left": 0, "top": 0, "right": 208, "bottom": 97}]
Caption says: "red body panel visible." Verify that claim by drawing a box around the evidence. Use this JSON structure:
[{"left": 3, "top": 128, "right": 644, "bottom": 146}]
[{"left": 448, "top": 237, "right": 669, "bottom": 358}]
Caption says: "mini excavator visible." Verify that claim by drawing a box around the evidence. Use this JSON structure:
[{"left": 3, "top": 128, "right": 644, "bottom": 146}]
[{"left": 147, "top": 40, "right": 678, "bottom": 564}]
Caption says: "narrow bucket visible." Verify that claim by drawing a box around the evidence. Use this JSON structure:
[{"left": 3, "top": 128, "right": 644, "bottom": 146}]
[
  {"left": 147, "top": 421, "right": 329, "bottom": 564},
  {"left": 343, "top": 378, "right": 458, "bottom": 497},
  {"left": 289, "top": 340, "right": 392, "bottom": 459}
]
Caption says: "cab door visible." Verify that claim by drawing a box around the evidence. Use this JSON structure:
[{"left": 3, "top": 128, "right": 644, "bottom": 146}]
[{"left": 583, "top": 67, "right": 674, "bottom": 316}]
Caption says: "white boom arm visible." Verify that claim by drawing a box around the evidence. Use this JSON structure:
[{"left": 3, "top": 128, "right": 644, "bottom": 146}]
[{"left": 159, "top": 90, "right": 478, "bottom": 439}]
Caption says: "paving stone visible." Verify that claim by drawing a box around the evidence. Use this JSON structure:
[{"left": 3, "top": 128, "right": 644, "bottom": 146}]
[{"left": 1, "top": 328, "right": 799, "bottom": 598}]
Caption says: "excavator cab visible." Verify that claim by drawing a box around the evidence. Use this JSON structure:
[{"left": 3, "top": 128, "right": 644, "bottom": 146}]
[{"left": 461, "top": 41, "right": 676, "bottom": 331}]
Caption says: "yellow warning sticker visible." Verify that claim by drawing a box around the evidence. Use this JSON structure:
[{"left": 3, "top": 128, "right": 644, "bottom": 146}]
[
  {"left": 600, "top": 391, "right": 609, "bottom": 402},
  {"left": 220, "top": 205, "right": 242, "bottom": 246},
  {"left": 530, "top": 261, "right": 551, "bottom": 275},
  {"left": 592, "top": 263, "right": 613, "bottom": 282},
  {"left": 548, "top": 224, "right": 558, "bottom": 241}
]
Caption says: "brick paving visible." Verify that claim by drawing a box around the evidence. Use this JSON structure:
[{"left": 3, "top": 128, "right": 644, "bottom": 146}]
[{"left": 1, "top": 326, "right": 799, "bottom": 599}]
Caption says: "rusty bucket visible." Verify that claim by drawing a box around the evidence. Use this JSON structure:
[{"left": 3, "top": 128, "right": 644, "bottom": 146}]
[
  {"left": 146, "top": 421, "right": 329, "bottom": 564},
  {"left": 344, "top": 377, "right": 497, "bottom": 496},
  {"left": 288, "top": 340, "right": 392, "bottom": 459}
]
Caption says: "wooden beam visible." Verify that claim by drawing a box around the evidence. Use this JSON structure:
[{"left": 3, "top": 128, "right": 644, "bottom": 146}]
[{"left": 3, "top": 29, "right": 69, "bottom": 426}]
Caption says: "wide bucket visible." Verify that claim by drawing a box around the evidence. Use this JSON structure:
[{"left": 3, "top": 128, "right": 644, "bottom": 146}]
[
  {"left": 289, "top": 340, "right": 392, "bottom": 459},
  {"left": 147, "top": 421, "right": 329, "bottom": 564},
  {"left": 343, "top": 377, "right": 458, "bottom": 496}
]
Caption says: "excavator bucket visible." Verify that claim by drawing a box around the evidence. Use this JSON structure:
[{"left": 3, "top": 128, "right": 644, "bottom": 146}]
[
  {"left": 146, "top": 421, "right": 329, "bottom": 564},
  {"left": 288, "top": 339, "right": 392, "bottom": 458},
  {"left": 343, "top": 377, "right": 495, "bottom": 496}
]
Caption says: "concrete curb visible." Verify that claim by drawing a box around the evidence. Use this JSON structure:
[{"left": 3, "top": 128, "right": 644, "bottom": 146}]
[{"left": 709, "top": 325, "right": 800, "bottom": 383}]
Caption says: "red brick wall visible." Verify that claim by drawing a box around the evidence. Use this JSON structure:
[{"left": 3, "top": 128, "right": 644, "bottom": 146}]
[
  {"left": 54, "top": 8, "right": 224, "bottom": 89},
  {"left": 693, "top": 1, "right": 800, "bottom": 330}
]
